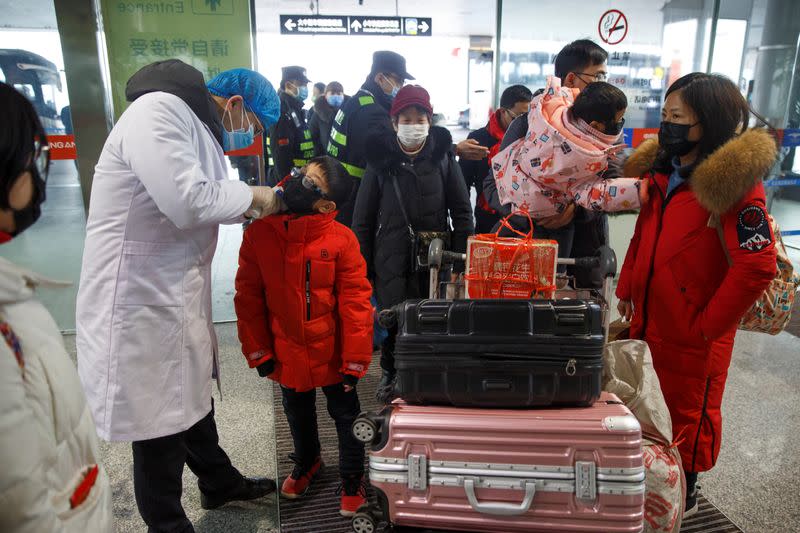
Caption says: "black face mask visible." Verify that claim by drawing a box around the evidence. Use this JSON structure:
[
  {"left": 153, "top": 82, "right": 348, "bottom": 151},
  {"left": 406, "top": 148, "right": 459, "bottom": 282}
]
[
  {"left": 604, "top": 118, "right": 625, "bottom": 136},
  {"left": 2, "top": 167, "right": 47, "bottom": 238},
  {"left": 659, "top": 121, "right": 699, "bottom": 157},
  {"left": 281, "top": 171, "right": 323, "bottom": 215}
]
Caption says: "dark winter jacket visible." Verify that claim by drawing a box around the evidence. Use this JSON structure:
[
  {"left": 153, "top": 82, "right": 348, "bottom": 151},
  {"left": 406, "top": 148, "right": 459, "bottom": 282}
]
[
  {"left": 327, "top": 78, "right": 396, "bottom": 227},
  {"left": 618, "top": 129, "right": 777, "bottom": 473},
  {"left": 352, "top": 126, "right": 474, "bottom": 309},
  {"left": 267, "top": 91, "right": 314, "bottom": 184},
  {"left": 308, "top": 95, "right": 348, "bottom": 156},
  {"left": 458, "top": 110, "right": 507, "bottom": 233}
]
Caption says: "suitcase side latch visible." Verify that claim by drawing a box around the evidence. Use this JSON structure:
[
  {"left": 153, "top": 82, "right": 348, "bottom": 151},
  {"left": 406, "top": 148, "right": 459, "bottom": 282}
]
[
  {"left": 575, "top": 461, "right": 597, "bottom": 501},
  {"left": 408, "top": 454, "right": 428, "bottom": 491}
]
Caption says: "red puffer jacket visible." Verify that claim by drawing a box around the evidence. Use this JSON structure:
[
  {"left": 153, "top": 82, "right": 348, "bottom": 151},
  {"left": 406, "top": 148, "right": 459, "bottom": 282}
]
[
  {"left": 617, "top": 129, "right": 777, "bottom": 473},
  {"left": 234, "top": 212, "right": 373, "bottom": 392}
]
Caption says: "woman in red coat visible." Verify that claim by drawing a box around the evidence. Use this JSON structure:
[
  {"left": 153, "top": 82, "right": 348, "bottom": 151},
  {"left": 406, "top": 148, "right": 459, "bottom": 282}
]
[{"left": 616, "top": 73, "right": 777, "bottom": 516}]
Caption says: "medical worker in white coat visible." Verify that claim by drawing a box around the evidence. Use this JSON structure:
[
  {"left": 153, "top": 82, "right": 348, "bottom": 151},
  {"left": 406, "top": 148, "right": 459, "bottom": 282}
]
[{"left": 76, "top": 60, "right": 282, "bottom": 532}]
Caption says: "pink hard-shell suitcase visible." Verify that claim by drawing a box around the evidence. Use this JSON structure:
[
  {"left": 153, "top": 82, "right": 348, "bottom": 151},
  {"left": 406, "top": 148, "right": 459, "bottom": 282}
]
[{"left": 350, "top": 392, "right": 644, "bottom": 533}]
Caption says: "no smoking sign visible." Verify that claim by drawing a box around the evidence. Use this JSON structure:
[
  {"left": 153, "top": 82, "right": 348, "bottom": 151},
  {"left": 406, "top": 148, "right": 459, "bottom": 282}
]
[{"left": 598, "top": 9, "right": 628, "bottom": 45}]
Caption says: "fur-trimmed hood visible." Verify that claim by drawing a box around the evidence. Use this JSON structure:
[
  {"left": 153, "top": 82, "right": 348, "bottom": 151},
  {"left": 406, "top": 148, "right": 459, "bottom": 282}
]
[
  {"left": 365, "top": 125, "right": 453, "bottom": 171},
  {"left": 623, "top": 128, "right": 777, "bottom": 215}
]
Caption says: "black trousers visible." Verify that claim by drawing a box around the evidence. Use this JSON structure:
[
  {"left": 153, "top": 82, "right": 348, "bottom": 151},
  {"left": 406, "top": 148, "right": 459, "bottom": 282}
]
[
  {"left": 686, "top": 471, "right": 698, "bottom": 495},
  {"left": 474, "top": 206, "right": 502, "bottom": 235},
  {"left": 281, "top": 382, "right": 364, "bottom": 478},
  {"left": 132, "top": 404, "right": 243, "bottom": 533}
]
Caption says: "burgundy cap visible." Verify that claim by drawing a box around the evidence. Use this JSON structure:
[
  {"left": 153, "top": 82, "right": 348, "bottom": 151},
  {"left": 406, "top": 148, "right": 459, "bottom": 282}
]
[{"left": 390, "top": 85, "right": 433, "bottom": 117}]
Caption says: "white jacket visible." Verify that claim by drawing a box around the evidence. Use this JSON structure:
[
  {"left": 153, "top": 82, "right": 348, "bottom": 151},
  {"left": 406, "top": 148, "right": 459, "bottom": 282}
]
[
  {"left": 76, "top": 91, "right": 253, "bottom": 441},
  {"left": 0, "top": 258, "right": 112, "bottom": 532}
]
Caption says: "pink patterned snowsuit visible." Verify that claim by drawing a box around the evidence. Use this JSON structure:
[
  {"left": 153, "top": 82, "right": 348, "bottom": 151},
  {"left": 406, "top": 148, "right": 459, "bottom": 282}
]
[{"left": 492, "top": 77, "right": 641, "bottom": 218}]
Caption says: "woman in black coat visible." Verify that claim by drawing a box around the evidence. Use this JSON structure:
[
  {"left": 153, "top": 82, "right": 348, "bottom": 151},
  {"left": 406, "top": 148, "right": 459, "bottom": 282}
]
[{"left": 352, "top": 85, "right": 473, "bottom": 402}]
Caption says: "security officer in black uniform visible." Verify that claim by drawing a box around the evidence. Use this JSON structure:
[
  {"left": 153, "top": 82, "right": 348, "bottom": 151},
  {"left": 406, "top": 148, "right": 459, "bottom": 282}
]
[
  {"left": 327, "top": 51, "right": 414, "bottom": 226},
  {"left": 267, "top": 66, "right": 316, "bottom": 184}
]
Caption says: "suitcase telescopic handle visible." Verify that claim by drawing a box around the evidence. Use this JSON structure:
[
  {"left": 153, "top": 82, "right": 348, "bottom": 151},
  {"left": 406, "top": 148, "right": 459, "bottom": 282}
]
[{"left": 463, "top": 478, "right": 536, "bottom": 516}]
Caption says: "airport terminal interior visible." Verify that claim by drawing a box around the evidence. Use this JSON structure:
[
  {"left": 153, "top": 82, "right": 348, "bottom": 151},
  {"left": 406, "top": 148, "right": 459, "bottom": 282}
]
[{"left": 1, "top": 0, "right": 799, "bottom": 532}]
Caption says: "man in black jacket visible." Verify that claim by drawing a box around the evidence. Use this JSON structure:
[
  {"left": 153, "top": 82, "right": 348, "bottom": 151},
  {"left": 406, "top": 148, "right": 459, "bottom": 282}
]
[
  {"left": 268, "top": 66, "right": 315, "bottom": 184},
  {"left": 483, "top": 39, "right": 612, "bottom": 287},
  {"left": 327, "top": 51, "right": 414, "bottom": 226},
  {"left": 459, "top": 85, "right": 532, "bottom": 234},
  {"left": 328, "top": 51, "right": 492, "bottom": 227}
]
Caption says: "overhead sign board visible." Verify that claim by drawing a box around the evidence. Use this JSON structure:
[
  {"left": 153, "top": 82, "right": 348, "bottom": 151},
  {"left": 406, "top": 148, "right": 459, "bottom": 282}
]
[{"left": 280, "top": 15, "right": 431, "bottom": 36}]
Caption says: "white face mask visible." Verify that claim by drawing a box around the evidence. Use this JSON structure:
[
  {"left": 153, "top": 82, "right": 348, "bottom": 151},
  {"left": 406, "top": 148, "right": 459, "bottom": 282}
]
[{"left": 397, "top": 124, "right": 430, "bottom": 148}]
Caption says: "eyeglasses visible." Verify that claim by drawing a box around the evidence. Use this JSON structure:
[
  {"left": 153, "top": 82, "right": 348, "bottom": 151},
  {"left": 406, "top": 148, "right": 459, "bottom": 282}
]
[
  {"left": 291, "top": 167, "right": 328, "bottom": 199},
  {"left": 573, "top": 71, "right": 608, "bottom": 83}
]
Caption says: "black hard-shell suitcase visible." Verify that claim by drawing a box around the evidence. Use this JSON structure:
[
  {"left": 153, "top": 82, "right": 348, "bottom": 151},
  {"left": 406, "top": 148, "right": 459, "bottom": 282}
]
[{"left": 390, "top": 298, "right": 604, "bottom": 408}]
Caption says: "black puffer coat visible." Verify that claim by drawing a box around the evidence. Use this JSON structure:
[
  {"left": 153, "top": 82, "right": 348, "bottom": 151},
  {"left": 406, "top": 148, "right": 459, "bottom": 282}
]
[{"left": 352, "top": 126, "right": 474, "bottom": 309}]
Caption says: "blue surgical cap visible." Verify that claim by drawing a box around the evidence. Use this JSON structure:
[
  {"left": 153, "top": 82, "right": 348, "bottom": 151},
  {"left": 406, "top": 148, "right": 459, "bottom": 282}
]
[{"left": 207, "top": 69, "right": 280, "bottom": 129}]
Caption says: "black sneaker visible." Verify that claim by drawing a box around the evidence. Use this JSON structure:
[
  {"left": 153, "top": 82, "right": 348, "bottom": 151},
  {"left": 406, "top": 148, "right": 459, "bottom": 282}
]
[
  {"left": 375, "top": 370, "right": 397, "bottom": 404},
  {"left": 200, "top": 476, "right": 277, "bottom": 510},
  {"left": 684, "top": 484, "right": 700, "bottom": 518}
]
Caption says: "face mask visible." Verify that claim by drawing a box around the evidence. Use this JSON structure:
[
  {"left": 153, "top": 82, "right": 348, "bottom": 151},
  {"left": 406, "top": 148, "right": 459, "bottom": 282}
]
[
  {"left": 281, "top": 169, "right": 325, "bottom": 214},
  {"left": 397, "top": 124, "right": 430, "bottom": 148},
  {"left": 659, "top": 121, "right": 699, "bottom": 156},
  {"left": 221, "top": 100, "right": 255, "bottom": 152},
  {"left": 297, "top": 85, "right": 309, "bottom": 102},
  {"left": 604, "top": 118, "right": 625, "bottom": 136},
  {"left": 382, "top": 75, "right": 401, "bottom": 99},
  {"left": 327, "top": 94, "right": 344, "bottom": 108},
  {"left": 0, "top": 166, "right": 47, "bottom": 243}
]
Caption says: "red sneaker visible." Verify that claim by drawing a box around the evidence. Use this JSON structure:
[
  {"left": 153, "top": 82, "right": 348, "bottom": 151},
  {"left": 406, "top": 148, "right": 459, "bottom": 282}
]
[
  {"left": 280, "top": 454, "right": 323, "bottom": 499},
  {"left": 338, "top": 476, "right": 368, "bottom": 517}
]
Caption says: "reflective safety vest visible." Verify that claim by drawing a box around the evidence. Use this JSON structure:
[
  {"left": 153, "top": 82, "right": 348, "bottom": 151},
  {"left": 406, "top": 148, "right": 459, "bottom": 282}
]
[
  {"left": 326, "top": 91, "right": 377, "bottom": 179},
  {"left": 267, "top": 110, "right": 315, "bottom": 175}
]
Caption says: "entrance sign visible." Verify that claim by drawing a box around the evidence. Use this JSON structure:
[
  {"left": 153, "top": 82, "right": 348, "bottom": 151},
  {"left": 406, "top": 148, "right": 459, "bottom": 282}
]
[{"left": 101, "top": 0, "right": 253, "bottom": 120}]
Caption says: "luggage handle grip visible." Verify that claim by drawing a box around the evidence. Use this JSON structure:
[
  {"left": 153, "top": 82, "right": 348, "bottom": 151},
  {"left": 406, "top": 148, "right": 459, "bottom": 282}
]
[
  {"left": 483, "top": 379, "right": 513, "bottom": 391},
  {"left": 463, "top": 478, "right": 536, "bottom": 516}
]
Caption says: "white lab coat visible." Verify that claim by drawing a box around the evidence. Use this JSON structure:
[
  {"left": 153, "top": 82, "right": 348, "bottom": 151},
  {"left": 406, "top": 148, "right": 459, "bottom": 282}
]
[{"left": 76, "top": 92, "right": 253, "bottom": 442}]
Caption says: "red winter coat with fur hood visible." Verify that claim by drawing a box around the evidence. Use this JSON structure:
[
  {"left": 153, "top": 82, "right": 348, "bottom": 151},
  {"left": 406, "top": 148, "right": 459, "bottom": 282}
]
[
  {"left": 617, "top": 128, "right": 777, "bottom": 473},
  {"left": 234, "top": 212, "right": 373, "bottom": 392}
]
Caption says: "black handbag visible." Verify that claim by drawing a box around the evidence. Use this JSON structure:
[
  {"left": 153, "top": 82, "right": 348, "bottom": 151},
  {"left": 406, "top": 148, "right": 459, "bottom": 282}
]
[{"left": 389, "top": 173, "right": 450, "bottom": 273}]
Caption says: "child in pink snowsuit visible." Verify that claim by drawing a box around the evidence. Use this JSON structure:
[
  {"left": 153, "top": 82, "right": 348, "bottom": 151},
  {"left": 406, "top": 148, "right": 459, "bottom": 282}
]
[{"left": 492, "top": 77, "right": 643, "bottom": 218}]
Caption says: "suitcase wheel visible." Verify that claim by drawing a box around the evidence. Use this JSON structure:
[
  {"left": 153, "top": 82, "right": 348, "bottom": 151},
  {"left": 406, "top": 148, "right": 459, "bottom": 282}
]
[
  {"left": 351, "top": 512, "right": 377, "bottom": 533},
  {"left": 352, "top": 417, "right": 379, "bottom": 444},
  {"left": 377, "top": 308, "right": 397, "bottom": 329}
]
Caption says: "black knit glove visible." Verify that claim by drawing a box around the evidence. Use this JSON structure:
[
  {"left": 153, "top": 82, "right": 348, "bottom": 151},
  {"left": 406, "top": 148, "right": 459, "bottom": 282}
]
[
  {"left": 256, "top": 359, "right": 275, "bottom": 377},
  {"left": 342, "top": 374, "right": 359, "bottom": 389}
]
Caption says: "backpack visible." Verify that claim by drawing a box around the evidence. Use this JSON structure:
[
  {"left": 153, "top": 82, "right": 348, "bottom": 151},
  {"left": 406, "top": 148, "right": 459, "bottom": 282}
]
[{"left": 713, "top": 214, "right": 799, "bottom": 334}]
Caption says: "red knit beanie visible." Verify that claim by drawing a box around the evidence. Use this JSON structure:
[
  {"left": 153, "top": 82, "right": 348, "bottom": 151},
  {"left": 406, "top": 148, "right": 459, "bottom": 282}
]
[{"left": 390, "top": 85, "right": 433, "bottom": 117}]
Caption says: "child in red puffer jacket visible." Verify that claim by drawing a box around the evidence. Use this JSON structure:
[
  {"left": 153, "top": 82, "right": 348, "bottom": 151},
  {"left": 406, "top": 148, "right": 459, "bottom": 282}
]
[{"left": 234, "top": 156, "right": 373, "bottom": 517}]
